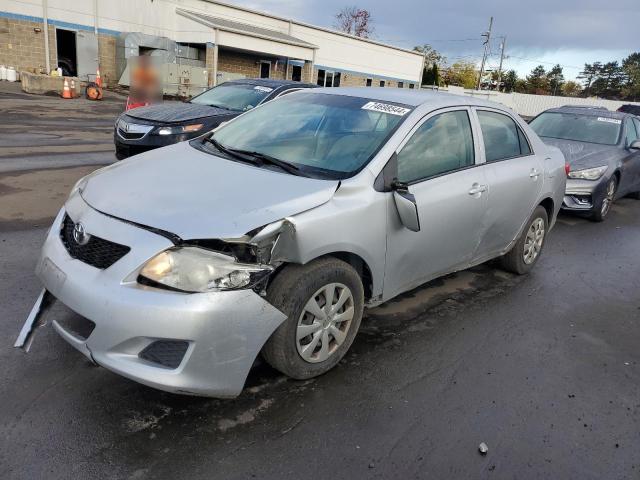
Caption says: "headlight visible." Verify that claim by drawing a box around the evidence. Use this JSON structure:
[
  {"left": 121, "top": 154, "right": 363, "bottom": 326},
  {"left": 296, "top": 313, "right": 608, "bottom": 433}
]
[
  {"left": 139, "top": 247, "right": 273, "bottom": 292},
  {"left": 567, "top": 165, "right": 608, "bottom": 180},
  {"left": 156, "top": 124, "right": 204, "bottom": 136}
]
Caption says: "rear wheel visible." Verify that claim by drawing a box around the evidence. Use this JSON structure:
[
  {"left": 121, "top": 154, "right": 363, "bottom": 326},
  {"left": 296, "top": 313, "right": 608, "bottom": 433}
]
[
  {"left": 262, "top": 258, "right": 364, "bottom": 379},
  {"left": 591, "top": 176, "right": 617, "bottom": 222},
  {"left": 499, "top": 206, "right": 548, "bottom": 275}
]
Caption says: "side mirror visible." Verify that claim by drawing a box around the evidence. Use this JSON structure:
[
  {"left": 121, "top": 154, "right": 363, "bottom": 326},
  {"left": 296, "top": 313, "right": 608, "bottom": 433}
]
[
  {"left": 392, "top": 179, "right": 421, "bottom": 232},
  {"left": 630, "top": 140, "right": 640, "bottom": 150}
]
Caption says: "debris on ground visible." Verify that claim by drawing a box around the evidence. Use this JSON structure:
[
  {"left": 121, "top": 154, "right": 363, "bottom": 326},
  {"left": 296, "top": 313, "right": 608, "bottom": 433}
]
[{"left": 479, "top": 442, "right": 489, "bottom": 455}]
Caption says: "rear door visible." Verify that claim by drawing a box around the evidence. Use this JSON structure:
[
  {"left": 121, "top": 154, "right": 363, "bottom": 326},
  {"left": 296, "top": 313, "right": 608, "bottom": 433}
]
[
  {"left": 472, "top": 108, "right": 544, "bottom": 258},
  {"left": 383, "top": 108, "right": 488, "bottom": 299}
]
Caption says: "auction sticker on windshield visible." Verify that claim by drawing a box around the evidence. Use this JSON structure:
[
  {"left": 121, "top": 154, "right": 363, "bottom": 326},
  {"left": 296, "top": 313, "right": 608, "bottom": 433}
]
[
  {"left": 362, "top": 101, "right": 411, "bottom": 116},
  {"left": 597, "top": 117, "right": 622, "bottom": 124},
  {"left": 254, "top": 86, "right": 273, "bottom": 93}
]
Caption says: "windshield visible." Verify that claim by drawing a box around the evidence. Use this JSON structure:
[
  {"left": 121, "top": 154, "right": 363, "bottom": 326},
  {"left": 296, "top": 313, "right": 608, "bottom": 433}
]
[
  {"left": 190, "top": 83, "right": 274, "bottom": 111},
  {"left": 530, "top": 112, "right": 622, "bottom": 145},
  {"left": 205, "top": 92, "right": 411, "bottom": 178}
]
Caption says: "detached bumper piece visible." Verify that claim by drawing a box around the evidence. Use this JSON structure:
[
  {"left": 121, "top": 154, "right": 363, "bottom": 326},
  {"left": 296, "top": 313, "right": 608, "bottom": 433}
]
[{"left": 14, "top": 289, "right": 55, "bottom": 352}]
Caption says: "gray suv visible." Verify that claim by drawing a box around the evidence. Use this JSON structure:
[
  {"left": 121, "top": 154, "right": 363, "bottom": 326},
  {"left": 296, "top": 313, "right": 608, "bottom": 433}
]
[{"left": 17, "top": 89, "right": 565, "bottom": 397}]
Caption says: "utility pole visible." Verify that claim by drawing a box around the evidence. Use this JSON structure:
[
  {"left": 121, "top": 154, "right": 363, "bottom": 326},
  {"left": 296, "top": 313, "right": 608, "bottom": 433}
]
[
  {"left": 476, "top": 16, "right": 493, "bottom": 91},
  {"left": 496, "top": 36, "right": 506, "bottom": 91}
]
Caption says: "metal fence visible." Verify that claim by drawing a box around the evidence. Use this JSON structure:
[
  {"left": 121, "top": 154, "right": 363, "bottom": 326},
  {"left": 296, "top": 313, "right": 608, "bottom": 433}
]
[{"left": 441, "top": 85, "right": 640, "bottom": 117}]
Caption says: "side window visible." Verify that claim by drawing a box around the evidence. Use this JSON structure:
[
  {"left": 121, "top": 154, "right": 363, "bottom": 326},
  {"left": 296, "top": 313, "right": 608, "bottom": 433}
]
[
  {"left": 625, "top": 119, "right": 639, "bottom": 146},
  {"left": 478, "top": 110, "right": 530, "bottom": 161},
  {"left": 276, "top": 88, "right": 302, "bottom": 98},
  {"left": 397, "top": 110, "right": 475, "bottom": 183},
  {"left": 634, "top": 119, "right": 640, "bottom": 144}
]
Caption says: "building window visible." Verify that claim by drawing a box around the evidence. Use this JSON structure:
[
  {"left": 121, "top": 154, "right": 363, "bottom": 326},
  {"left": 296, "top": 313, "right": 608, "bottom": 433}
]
[
  {"left": 398, "top": 82, "right": 404, "bottom": 88},
  {"left": 259, "top": 61, "right": 271, "bottom": 79},
  {"left": 317, "top": 69, "right": 340, "bottom": 87},
  {"left": 409, "top": 84, "right": 415, "bottom": 89},
  {"left": 291, "top": 65, "right": 302, "bottom": 82},
  {"left": 379, "top": 80, "right": 385, "bottom": 87},
  {"left": 366, "top": 78, "right": 372, "bottom": 87}
]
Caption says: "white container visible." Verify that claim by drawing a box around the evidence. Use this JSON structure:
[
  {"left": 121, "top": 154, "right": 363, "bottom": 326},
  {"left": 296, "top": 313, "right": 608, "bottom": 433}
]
[
  {"left": 0, "top": 65, "right": 6, "bottom": 81},
  {"left": 6, "top": 67, "right": 17, "bottom": 82}
]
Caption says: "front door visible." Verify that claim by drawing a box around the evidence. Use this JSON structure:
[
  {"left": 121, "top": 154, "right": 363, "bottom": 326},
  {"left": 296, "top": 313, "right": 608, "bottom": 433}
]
[
  {"left": 619, "top": 118, "right": 640, "bottom": 196},
  {"left": 384, "top": 108, "right": 488, "bottom": 300},
  {"left": 473, "top": 109, "right": 544, "bottom": 257}
]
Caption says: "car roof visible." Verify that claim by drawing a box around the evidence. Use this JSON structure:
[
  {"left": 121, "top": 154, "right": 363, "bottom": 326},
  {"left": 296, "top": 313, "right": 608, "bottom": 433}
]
[
  {"left": 309, "top": 87, "right": 510, "bottom": 110},
  {"left": 226, "top": 78, "right": 317, "bottom": 89},
  {"left": 543, "top": 105, "right": 629, "bottom": 120}
]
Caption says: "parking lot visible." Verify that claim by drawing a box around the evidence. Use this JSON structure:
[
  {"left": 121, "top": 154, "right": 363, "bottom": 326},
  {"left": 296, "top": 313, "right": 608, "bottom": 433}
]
[{"left": 1, "top": 84, "right": 640, "bottom": 480}]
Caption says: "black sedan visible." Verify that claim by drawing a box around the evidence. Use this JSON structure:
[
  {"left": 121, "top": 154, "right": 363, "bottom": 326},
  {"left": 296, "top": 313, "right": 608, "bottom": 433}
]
[
  {"left": 114, "top": 78, "right": 316, "bottom": 159},
  {"left": 530, "top": 106, "right": 640, "bottom": 221}
]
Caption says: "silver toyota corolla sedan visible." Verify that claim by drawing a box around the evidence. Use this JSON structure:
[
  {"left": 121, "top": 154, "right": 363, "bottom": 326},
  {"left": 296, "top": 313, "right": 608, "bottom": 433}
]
[{"left": 16, "top": 89, "right": 566, "bottom": 397}]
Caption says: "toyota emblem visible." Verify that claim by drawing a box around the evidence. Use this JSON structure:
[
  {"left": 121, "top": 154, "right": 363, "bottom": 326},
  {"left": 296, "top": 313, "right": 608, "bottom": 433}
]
[{"left": 73, "top": 222, "right": 90, "bottom": 246}]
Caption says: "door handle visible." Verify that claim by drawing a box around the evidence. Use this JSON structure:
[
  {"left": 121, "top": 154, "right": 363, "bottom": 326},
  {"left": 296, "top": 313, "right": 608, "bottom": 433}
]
[
  {"left": 468, "top": 183, "right": 488, "bottom": 196},
  {"left": 529, "top": 169, "right": 541, "bottom": 179}
]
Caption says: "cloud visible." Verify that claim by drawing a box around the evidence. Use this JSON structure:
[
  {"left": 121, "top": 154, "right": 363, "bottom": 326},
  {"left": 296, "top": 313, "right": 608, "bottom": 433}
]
[{"left": 229, "top": 0, "right": 638, "bottom": 77}]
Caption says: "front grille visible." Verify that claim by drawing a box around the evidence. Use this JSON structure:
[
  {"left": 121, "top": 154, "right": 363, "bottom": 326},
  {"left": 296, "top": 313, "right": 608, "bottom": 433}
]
[
  {"left": 60, "top": 214, "right": 131, "bottom": 269},
  {"left": 118, "top": 128, "right": 146, "bottom": 140},
  {"left": 139, "top": 341, "right": 189, "bottom": 369}
]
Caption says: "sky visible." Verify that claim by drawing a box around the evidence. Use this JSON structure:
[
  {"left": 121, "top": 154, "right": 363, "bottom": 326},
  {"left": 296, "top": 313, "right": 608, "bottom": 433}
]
[{"left": 231, "top": 0, "right": 638, "bottom": 80}]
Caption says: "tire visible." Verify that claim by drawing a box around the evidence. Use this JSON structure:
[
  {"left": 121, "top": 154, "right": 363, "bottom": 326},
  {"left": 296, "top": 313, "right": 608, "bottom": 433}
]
[
  {"left": 262, "top": 257, "right": 364, "bottom": 379},
  {"left": 590, "top": 176, "right": 617, "bottom": 222},
  {"left": 115, "top": 146, "right": 129, "bottom": 160},
  {"left": 499, "top": 205, "right": 548, "bottom": 275}
]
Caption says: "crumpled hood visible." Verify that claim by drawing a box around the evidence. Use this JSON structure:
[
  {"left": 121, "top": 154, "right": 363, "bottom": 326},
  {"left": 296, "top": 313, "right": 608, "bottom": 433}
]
[
  {"left": 81, "top": 142, "right": 339, "bottom": 240},
  {"left": 542, "top": 138, "right": 622, "bottom": 170},
  {"left": 126, "top": 102, "right": 233, "bottom": 123}
]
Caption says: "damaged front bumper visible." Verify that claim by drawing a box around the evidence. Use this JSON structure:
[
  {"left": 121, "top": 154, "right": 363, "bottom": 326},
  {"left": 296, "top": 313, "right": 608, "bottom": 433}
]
[
  {"left": 16, "top": 197, "right": 287, "bottom": 397},
  {"left": 562, "top": 178, "right": 606, "bottom": 212}
]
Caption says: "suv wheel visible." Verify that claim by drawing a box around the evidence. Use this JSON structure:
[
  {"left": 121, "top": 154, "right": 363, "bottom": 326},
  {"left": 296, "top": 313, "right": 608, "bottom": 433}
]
[{"left": 262, "top": 258, "right": 364, "bottom": 379}]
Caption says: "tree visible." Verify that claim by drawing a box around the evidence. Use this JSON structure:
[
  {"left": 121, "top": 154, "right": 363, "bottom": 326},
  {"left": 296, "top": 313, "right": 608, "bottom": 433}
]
[
  {"left": 443, "top": 61, "right": 478, "bottom": 89},
  {"left": 621, "top": 52, "right": 640, "bottom": 101},
  {"left": 526, "top": 65, "right": 550, "bottom": 95},
  {"left": 578, "top": 62, "right": 601, "bottom": 95},
  {"left": 562, "top": 81, "right": 582, "bottom": 97},
  {"left": 334, "top": 7, "right": 374, "bottom": 38},
  {"left": 547, "top": 64, "right": 565, "bottom": 96},
  {"left": 502, "top": 70, "right": 518, "bottom": 93},
  {"left": 414, "top": 45, "right": 445, "bottom": 86},
  {"left": 423, "top": 63, "right": 439, "bottom": 86}
]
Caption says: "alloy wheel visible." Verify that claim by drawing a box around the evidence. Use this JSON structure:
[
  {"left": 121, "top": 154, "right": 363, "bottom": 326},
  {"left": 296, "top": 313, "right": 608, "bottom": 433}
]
[
  {"left": 296, "top": 283, "right": 355, "bottom": 363},
  {"left": 523, "top": 217, "right": 545, "bottom": 265},
  {"left": 600, "top": 178, "right": 616, "bottom": 217}
]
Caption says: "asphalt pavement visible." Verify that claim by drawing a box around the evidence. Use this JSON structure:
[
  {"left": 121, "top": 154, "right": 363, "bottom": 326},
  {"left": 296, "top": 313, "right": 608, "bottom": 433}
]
[{"left": 2, "top": 201, "right": 640, "bottom": 479}]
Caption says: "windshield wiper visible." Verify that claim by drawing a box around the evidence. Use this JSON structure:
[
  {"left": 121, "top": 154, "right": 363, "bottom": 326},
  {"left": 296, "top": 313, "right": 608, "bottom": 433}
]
[
  {"left": 226, "top": 148, "right": 307, "bottom": 176},
  {"left": 204, "top": 136, "right": 307, "bottom": 176}
]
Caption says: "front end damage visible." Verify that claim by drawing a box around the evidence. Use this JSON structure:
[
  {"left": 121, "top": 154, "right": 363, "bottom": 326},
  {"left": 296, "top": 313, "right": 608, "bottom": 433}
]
[{"left": 14, "top": 199, "right": 311, "bottom": 398}]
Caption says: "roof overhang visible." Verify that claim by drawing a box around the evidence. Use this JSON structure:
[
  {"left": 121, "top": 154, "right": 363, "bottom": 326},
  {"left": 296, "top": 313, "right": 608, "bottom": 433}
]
[{"left": 176, "top": 8, "right": 318, "bottom": 51}]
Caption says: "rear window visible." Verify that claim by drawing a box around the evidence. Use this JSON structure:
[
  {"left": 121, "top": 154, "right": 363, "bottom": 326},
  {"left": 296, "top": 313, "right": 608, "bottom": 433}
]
[{"left": 530, "top": 112, "right": 622, "bottom": 145}]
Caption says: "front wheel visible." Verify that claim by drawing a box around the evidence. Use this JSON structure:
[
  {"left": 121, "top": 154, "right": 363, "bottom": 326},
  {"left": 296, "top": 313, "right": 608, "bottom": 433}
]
[
  {"left": 591, "top": 176, "right": 617, "bottom": 222},
  {"left": 499, "top": 205, "right": 548, "bottom": 275},
  {"left": 262, "top": 258, "right": 364, "bottom": 379}
]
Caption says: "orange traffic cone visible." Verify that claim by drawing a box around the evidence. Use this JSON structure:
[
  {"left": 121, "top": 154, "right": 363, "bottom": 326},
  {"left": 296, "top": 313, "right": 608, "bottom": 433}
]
[
  {"left": 61, "top": 77, "right": 72, "bottom": 99},
  {"left": 96, "top": 67, "right": 102, "bottom": 88}
]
